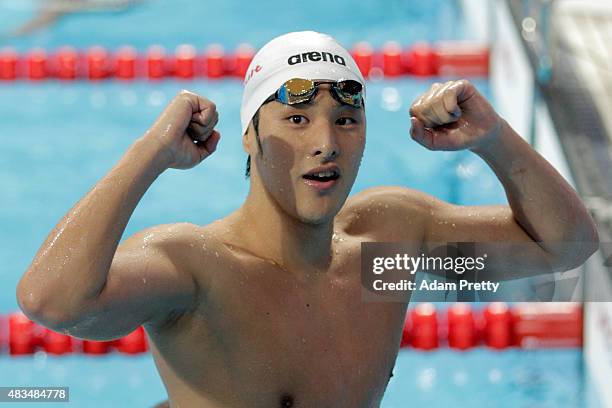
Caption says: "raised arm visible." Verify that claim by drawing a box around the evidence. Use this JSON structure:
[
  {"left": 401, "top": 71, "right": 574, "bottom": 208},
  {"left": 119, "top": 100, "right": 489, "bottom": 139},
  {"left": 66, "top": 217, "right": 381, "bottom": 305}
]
[
  {"left": 407, "top": 79, "right": 598, "bottom": 273},
  {"left": 16, "top": 90, "right": 220, "bottom": 339},
  {"left": 358, "top": 80, "right": 598, "bottom": 283}
]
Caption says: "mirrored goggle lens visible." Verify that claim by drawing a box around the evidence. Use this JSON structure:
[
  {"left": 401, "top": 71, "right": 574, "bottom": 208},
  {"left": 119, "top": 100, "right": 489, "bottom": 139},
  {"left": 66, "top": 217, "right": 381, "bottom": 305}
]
[
  {"left": 333, "top": 79, "right": 363, "bottom": 108},
  {"left": 277, "top": 78, "right": 363, "bottom": 106},
  {"left": 283, "top": 78, "right": 316, "bottom": 104},
  {"left": 333, "top": 80, "right": 363, "bottom": 106},
  {"left": 336, "top": 79, "right": 362, "bottom": 96}
]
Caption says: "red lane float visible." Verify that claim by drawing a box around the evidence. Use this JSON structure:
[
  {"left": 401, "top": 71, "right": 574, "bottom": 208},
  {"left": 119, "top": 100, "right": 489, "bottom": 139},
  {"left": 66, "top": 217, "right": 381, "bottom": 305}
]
[
  {"left": 5, "top": 311, "right": 148, "bottom": 356},
  {"left": 147, "top": 45, "right": 166, "bottom": 80},
  {"left": 0, "top": 42, "right": 490, "bottom": 81},
  {"left": 408, "top": 42, "right": 436, "bottom": 76},
  {"left": 410, "top": 303, "right": 439, "bottom": 350},
  {"left": 382, "top": 41, "right": 403, "bottom": 77},
  {"left": 0, "top": 303, "right": 583, "bottom": 356},
  {"left": 115, "top": 46, "right": 138, "bottom": 80},
  {"left": 403, "top": 302, "right": 582, "bottom": 351},
  {"left": 43, "top": 329, "right": 73, "bottom": 355},
  {"left": 0, "top": 48, "right": 18, "bottom": 80},
  {"left": 55, "top": 46, "right": 79, "bottom": 80},
  {"left": 175, "top": 44, "right": 196, "bottom": 79},
  {"left": 8, "top": 312, "right": 40, "bottom": 355},
  {"left": 483, "top": 302, "right": 513, "bottom": 349},
  {"left": 512, "top": 303, "right": 582, "bottom": 348},
  {"left": 205, "top": 44, "right": 225, "bottom": 79},
  {"left": 27, "top": 48, "right": 48, "bottom": 80},
  {"left": 116, "top": 326, "right": 148, "bottom": 354},
  {"left": 82, "top": 339, "right": 114, "bottom": 355},
  {"left": 447, "top": 303, "right": 477, "bottom": 350},
  {"left": 87, "top": 46, "right": 111, "bottom": 80},
  {"left": 434, "top": 41, "right": 489, "bottom": 77},
  {"left": 231, "top": 43, "right": 254, "bottom": 78},
  {"left": 352, "top": 42, "right": 374, "bottom": 78}
]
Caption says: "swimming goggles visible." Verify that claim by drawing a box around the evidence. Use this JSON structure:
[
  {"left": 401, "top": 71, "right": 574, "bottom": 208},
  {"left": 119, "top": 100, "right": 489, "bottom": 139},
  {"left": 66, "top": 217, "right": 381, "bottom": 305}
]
[{"left": 264, "top": 78, "right": 364, "bottom": 108}]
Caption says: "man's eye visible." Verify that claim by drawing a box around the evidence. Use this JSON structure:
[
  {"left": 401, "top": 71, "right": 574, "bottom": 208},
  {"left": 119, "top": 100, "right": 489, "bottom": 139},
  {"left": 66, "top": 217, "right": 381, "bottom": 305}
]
[
  {"left": 336, "top": 117, "right": 356, "bottom": 126},
  {"left": 288, "top": 115, "right": 306, "bottom": 124}
]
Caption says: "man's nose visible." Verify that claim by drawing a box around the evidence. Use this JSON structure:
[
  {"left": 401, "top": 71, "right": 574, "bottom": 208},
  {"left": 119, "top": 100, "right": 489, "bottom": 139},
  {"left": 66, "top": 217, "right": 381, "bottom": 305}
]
[{"left": 310, "top": 120, "right": 340, "bottom": 160}]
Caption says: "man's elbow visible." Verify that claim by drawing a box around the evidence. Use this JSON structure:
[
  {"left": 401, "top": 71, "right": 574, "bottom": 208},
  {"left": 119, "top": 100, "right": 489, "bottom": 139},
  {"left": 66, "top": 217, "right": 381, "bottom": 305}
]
[
  {"left": 556, "top": 225, "right": 600, "bottom": 270},
  {"left": 16, "top": 280, "right": 75, "bottom": 331}
]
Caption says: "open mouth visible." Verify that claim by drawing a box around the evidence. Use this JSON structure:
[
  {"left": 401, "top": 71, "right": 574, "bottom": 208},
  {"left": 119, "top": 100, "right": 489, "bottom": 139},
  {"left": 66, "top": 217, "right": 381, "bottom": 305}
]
[
  {"left": 302, "top": 167, "right": 341, "bottom": 191},
  {"left": 302, "top": 169, "right": 340, "bottom": 182}
]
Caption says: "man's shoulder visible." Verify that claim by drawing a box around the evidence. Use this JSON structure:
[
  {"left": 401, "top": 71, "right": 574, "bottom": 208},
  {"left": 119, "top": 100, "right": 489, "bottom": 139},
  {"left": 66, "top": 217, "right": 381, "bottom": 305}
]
[
  {"left": 122, "top": 222, "right": 227, "bottom": 258},
  {"left": 125, "top": 222, "right": 204, "bottom": 245},
  {"left": 340, "top": 186, "right": 435, "bottom": 217},
  {"left": 337, "top": 186, "right": 433, "bottom": 241}
]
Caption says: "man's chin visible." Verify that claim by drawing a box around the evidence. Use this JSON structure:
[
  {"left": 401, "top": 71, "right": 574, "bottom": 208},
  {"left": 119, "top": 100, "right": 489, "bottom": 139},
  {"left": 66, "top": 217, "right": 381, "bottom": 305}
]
[{"left": 296, "top": 202, "right": 344, "bottom": 225}]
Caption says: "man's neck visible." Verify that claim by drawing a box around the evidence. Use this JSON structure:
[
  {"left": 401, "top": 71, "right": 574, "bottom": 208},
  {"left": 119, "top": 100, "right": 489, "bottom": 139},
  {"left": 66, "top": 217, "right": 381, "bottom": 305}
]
[{"left": 234, "top": 188, "right": 335, "bottom": 275}]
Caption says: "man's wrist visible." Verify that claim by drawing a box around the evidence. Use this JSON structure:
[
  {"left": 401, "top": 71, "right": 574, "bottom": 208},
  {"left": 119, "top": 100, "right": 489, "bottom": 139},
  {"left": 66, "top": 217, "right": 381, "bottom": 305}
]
[
  {"left": 468, "top": 118, "right": 511, "bottom": 158},
  {"left": 130, "top": 135, "right": 172, "bottom": 175}
]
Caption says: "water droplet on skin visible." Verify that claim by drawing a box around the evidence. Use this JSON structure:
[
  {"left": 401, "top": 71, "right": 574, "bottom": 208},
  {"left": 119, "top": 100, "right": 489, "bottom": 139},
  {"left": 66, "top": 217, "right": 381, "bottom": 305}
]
[
  {"left": 142, "top": 278, "right": 147, "bottom": 284},
  {"left": 452, "top": 223, "right": 456, "bottom": 227},
  {"left": 215, "top": 251, "right": 219, "bottom": 257},
  {"left": 302, "top": 338, "right": 306, "bottom": 344}
]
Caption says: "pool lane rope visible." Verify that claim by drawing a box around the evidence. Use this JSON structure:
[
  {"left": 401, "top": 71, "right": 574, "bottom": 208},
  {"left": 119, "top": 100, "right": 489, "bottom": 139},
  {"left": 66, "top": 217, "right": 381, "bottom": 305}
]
[
  {"left": 0, "top": 41, "right": 490, "bottom": 81},
  {"left": 0, "top": 303, "right": 582, "bottom": 356}
]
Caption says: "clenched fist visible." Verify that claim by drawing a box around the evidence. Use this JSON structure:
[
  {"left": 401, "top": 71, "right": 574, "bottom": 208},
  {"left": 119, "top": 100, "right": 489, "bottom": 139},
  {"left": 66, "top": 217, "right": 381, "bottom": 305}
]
[
  {"left": 145, "top": 90, "right": 221, "bottom": 170},
  {"left": 409, "top": 79, "right": 502, "bottom": 152}
]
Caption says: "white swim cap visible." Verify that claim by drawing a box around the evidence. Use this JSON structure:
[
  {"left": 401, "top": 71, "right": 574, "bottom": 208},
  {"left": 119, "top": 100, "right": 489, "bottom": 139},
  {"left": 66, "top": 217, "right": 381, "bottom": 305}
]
[{"left": 240, "top": 31, "right": 366, "bottom": 135}]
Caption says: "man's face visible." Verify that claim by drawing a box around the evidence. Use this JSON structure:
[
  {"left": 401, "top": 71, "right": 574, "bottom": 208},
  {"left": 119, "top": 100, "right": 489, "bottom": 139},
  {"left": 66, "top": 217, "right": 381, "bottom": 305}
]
[{"left": 247, "top": 83, "right": 366, "bottom": 224}]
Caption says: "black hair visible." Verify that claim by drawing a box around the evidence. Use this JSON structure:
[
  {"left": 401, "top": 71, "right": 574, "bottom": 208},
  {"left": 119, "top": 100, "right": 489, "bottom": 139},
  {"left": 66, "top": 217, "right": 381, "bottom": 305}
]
[{"left": 245, "top": 100, "right": 268, "bottom": 178}]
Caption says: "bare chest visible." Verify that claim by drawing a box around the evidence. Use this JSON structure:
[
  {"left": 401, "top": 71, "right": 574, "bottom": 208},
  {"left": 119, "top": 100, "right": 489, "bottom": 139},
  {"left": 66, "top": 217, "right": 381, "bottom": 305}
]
[
  {"left": 201, "top": 253, "right": 406, "bottom": 405},
  {"left": 148, "top": 238, "right": 409, "bottom": 407}
]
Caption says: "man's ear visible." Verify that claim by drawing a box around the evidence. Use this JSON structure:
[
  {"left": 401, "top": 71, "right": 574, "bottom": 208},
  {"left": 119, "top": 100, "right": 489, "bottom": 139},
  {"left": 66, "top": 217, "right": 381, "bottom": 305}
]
[{"left": 242, "top": 124, "right": 251, "bottom": 154}]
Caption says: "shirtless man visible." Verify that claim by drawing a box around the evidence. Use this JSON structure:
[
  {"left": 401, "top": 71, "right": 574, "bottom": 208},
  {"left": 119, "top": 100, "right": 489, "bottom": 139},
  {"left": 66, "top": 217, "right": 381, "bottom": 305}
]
[{"left": 16, "top": 31, "right": 599, "bottom": 407}]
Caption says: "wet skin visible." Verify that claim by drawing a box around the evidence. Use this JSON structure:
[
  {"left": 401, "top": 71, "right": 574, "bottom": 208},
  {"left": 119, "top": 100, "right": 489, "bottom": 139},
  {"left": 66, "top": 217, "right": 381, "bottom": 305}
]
[
  {"left": 17, "top": 81, "right": 599, "bottom": 408},
  {"left": 144, "top": 86, "right": 417, "bottom": 407}
]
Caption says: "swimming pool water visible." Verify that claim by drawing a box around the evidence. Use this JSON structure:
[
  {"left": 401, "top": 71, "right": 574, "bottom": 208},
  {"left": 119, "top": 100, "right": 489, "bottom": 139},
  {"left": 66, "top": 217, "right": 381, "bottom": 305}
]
[
  {"left": 0, "top": 347, "right": 602, "bottom": 408},
  {"left": 0, "top": 0, "right": 472, "bottom": 50}
]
